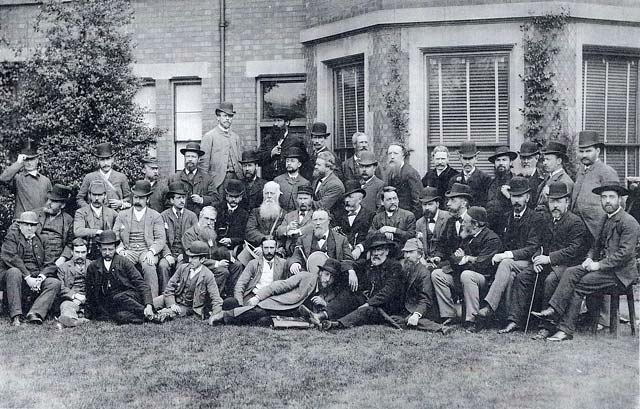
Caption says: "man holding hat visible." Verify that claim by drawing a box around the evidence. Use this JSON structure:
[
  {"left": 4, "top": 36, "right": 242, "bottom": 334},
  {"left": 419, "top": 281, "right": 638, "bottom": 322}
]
[
  {"left": 486, "top": 146, "right": 517, "bottom": 233},
  {"left": 152, "top": 241, "right": 223, "bottom": 323},
  {"left": 239, "top": 150, "right": 267, "bottom": 211},
  {"left": 199, "top": 101, "right": 243, "bottom": 190},
  {"left": 74, "top": 181, "right": 118, "bottom": 260},
  {"left": 331, "top": 180, "right": 375, "bottom": 260},
  {"left": 303, "top": 122, "right": 343, "bottom": 181},
  {"left": 450, "top": 141, "right": 492, "bottom": 207},
  {"left": 533, "top": 181, "right": 639, "bottom": 341},
  {"left": 421, "top": 145, "right": 460, "bottom": 210},
  {"left": 258, "top": 111, "right": 308, "bottom": 181},
  {"left": 535, "top": 140, "right": 574, "bottom": 212},
  {"left": 273, "top": 147, "right": 310, "bottom": 212},
  {"left": 516, "top": 141, "right": 544, "bottom": 208},
  {"left": 34, "top": 184, "right": 75, "bottom": 274},
  {"left": 77, "top": 142, "right": 131, "bottom": 210},
  {"left": 0, "top": 211, "right": 62, "bottom": 325},
  {"left": 276, "top": 184, "right": 315, "bottom": 256},
  {"left": 369, "top": 186, "right": 416, "bottom": 249},
  {"left": 0, "top": 146, "right": 51, "bottom": 217},
  {"left": 112, "top": 180, "right": 166, "bottom": 298},
  {"left": 170, "top": 142, "right": 219, "bottom": 217},
  {"left": 415, "top": 187, "right": 451, "bottom": 262},
  {"left": 214, "top": 179, "right": 250, "bottom": 255},
  {"left": 358, "top": 151, "right": 385, "bottom": 213},
  {"left": 474, "top": 176, "right": 544, "bottom": 327},
  {"left": 158, "top": 181, "right": 199, "bottom": 292},
  {"left": 142, "top": 155, "right": 169, "bottom": 213},
  {"left": 85, "top": 230, "right": 155, "bottom": 324}
]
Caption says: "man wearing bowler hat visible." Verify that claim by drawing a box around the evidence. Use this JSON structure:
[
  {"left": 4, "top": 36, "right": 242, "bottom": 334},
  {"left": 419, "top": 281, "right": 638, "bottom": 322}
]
[
  {"left": 214, "top": 179, "right": 250, "bottom": 255},
  {"left": 415, "top": 187, "right": 451, "bottom": 264},
  {"left": 0, "top": 146, "right": 52, "bottom": 217},
  {"left": 113, "top": 180, "right": 166, "bottom": 298},
  {"left": 199, "top": 101, "right": 243, "bottom": 191},
  {"left": 535, "top": 140, "right": 574, "bottom": 212},
  {"left": 258, "top": 111, "right": 308, "bottom": 181},
  {"left": 273, "top": 147, "right": 310, "bottom": 212},
  {"left": 74, "top": 181, "right": 118, "bottom": 260},
  {"left": 0, "top": 211, "right": 62, "bottom": 325},
  {"left": 276, "top": 184, "right": 315, "bottom": 256},
  {"left": 34, "top": 184, "right": 75, "bottom": 276},
  {"left": 239, "top": 150, "right": 267, "bottom": 211},
  {"left": 358, "top": 151, "right": 385, "bottom": 213},
  {"left": 505, "top": 181, "right": 589, "bottom": 338},
  {"left": 142, "top": 155, "right": 169, "bottom": 213},
  {"left": 532, "top": 181, "right": 640, "bottom": 341},
  {"left": 486, "top": 146, "right": 517, "bottom": 234},
  {"left": 342, "top": 132, "right": 381, "bottom": 183},
  {"left": 302, "top": 122, "right": 343, "bottom": 181},
  {"left": 77, "top": 142, "right": 131, "bottom": 210},
  {"left": 421, "top": 146, "right": 460, "bottom": 210},
  {"left": 85, "top": 230, "right": 155, "bottom": 324},
  {"left": 169, "top": 142, "right": 219, "bottom": 217},
  {"left": 516, "top": 141, "right": 544, "bottom": 208},
  {"left": 158, "top": 181, "right": 199, "bottom": 292},
  {"left": 331, "top": 180, "right": 375, "bottom": 260},
  {"left": 450, "top": 141, "right": 492, "bottom": 208},
  {"left": 474, "top": 176, "right": 544, "bottom": 328}
]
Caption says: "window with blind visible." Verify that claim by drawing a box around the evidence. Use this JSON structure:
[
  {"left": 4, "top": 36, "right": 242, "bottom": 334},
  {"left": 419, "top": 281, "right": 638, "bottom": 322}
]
[
  {"left": 173, "top": 79, "right": 202, "bottom": 171},
  {"left": 426, "top": 52, "right": 509, "bottom": 172},
  {"left": 582, "top": 53, "right": 639, "bottom": 178},
  {"left": 334, "top": 61, "right": 365, "bottom": 157}
]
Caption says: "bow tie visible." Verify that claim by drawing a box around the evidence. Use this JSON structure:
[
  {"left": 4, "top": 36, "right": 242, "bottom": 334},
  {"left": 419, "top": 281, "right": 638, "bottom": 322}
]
[
  {"left": 348, "top": 211, "right": 358, "bottom": 217},
  {"left": 428, "top": 218, "right": 436, "bottom": 224},
  {"left": 454, "top": 217, "right": 462, "bottom": 223},
  {"left": 514, "top": 214, "right": 522, "bottom": 220}
]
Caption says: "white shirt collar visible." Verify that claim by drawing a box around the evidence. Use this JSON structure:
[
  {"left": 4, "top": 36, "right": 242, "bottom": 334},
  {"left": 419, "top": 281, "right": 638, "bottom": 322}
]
[
  {"left": 227, "top": 203, "right": 238, "bottom": 212},
  {"left": 463, "top": 168, "right": 476, "bottom": 177},
  {"left": 189, "top": 265, "right": 202, "bottom": 279},
  {"left": 133, "top": 207, "right": 147, "bottom": 221},
  {"left": 91, "top": 204, "right": 103, "bottom": 218},
  {"left": 607, "top": 206, "right": 622, "bottom": 219},
  {"left": 218, "top": 124, "right": 230, "bottom": 133},
  {"left": 103, "top": 259, "right": 112, "bottom": 270},
  {"left": 172, "top": 207, "right": 183, "bottom": 218},
  {"left": 550, "top": 168, "right": 563, "bottom": 177},
  {"left": 100, "top": 169, "right": 112, "bottom": 179}
]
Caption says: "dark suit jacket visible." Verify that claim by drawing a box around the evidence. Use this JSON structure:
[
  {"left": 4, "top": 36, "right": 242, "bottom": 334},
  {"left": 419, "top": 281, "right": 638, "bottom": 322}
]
[
  {"left": 354, "top": 258, "right": 403, "bottom": 312},
  {"left": 458, "top": 227, "right": 502, "bottom": 279},
  {"left": 449, "top": 168, "right": 492, "bottom": 207},
  {"left": 290, "top": 230, "right": 354, "bottom": 273},
  {"left": 0, "top": 228, "right": 45, "bottom": 277},
  {"left": 312, "top": 172, "right": 345, "bottom": 213},
  {"left": 245, "top": 207, "right": 286, "bottom": 247},
  {"left": 242, "top": 177, "right": 267, "bottom": 211},
  {"left": 386, "top": 163, "right": 423, "bottom": 219},
  {"left": 500, "top": 207, "right": 543, "bottom": 261},
  {"left": 360, "top": 176, "right": 385, "bottom": 213},
  {"left": 416, "top": 209, "right": 451, "bottom": 258},
  {"left": 422, "top": 166, "right": 460, "bottom": 209},
  {"left": 169, "top": 170, "right": 220, "bottom": 216},
  {"left": 215, "top": 203, "right": 249, "bottom": 249},
  {"left": 34, "top": 207, "right": 74, "bottom": 262},
  {"left": 160, "top": 208, "right": 198, "bottom": 255},
  {"left": 163, "top": 263, "right": 222, "bottom": 317},
  {"left": 400, "top": 260, "right": 433, "bottom": 316},
  {"left": 303, "top": 146, "right": 343, "bottom": 181},
  {"left": 331, "top": 206, "right": 375, "bottom": 248},
  {"left": 369, "top": 208, "right": 416, "bottom": 248},
  {"left": 258, "top": 129, "right": 308, "bottom": 181},
  {"left": 588, "top": 208, "right": 640, "bottom": 287},
  {"left": 434, "top": 214, "right": 464, "bottom": 264},
  {"left": 486, "top": 171, "right": 513, "bottom": 233},
  {"left": 538, "top": 210, "right": 590, "bottom": 268},
  {"left": 148, "top": 178, "right": 169, "bottom": 213},
  {"left": 518, "top": 169, "right": 544, "bottom": 209}
]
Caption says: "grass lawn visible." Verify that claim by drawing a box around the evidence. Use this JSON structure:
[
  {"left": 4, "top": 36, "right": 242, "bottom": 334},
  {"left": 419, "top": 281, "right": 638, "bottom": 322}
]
[{"left": 0, "top": 317, "right": 637, "bottom": 409}]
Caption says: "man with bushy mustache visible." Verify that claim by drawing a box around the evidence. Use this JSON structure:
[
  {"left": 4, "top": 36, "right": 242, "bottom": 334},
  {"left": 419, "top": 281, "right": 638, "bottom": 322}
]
[
  {"left": 385, "top": 142, "right": 422, "bottom": 219},
  {"left": 245, "top": 181, "right": 286, "bottom": 248},
  {"left": 56, "top": 238, "right": 91, "bottom": 327},
  {"left": 486, "top": 146, "right": 517, "bottom": 233},
  {"left": 421, "top": 145, "right": 459, "bottom": 210},
  {"left": 74, "top": 181, "right": 118, "bottom": 260}
]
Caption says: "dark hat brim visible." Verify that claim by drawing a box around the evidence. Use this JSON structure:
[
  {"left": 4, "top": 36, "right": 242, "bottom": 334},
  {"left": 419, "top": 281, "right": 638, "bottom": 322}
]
[
  {"left": 311, "top": 131, "right": 330, "bottom": 137},
  {"left": 517, "top": 150, "right": 539, "bottom": 158},
  {"left": 239, "top": 158, "right": 259, "bottom": 164},
  {"left": 215, "top": 107, "right": 236, "bottom": 116},
  {"left": 358, "top": 159, "right": 378, "bottom": 166},
  {"left": 131, "top": 189, "right": 153, "bottom": 197},
  {"left": 578, "top": 142, "right": 605, "bottom": 149},
  {"left": 541, "top": 150, "right": 569, "bottom": 160},
  {"left": 185, "top": 250, "right": 209, "bottom": 257},
  {"left": 318, "top": 264, "right": 340, "bottom": 275},
  {"left": 344, "top": 187, "right": 366, "bottom": 198},
  {"left": 168, "top": 189, "right": 188, "bottom": 196},
  {"left": 419, "top": 195, "right": 440, "bottom": 203},
  {"left": 592, "top": 185, "right": 629, "bottom": 196},
  {"left": 180, "top": 148, "right": 205, "bottom": 156},
  {"left": 96, "top": 238, "right": 120, "bottom": 245},
  {"left": 547, "top": 191, "right": 571, "bottom": 199},
  {"left": 445, "top": 191, "right": 473, "bottom": 200},
  {"left": 509, "top": 187, "right": 531, "bottom": 196},
  {"left": 22, "top": 153, "right": 39, "bottom": 159},
  {"left": 94, "top": 153, "right": 113, "bottom": 159},
  {"left": 488, "top": 152, "right": 518, "bottom": 163}
]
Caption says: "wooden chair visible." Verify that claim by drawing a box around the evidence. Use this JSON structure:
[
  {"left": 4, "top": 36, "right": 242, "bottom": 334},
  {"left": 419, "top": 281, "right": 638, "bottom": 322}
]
[{"left": 591, "top": 279, "right": 637, "bottom": 337}]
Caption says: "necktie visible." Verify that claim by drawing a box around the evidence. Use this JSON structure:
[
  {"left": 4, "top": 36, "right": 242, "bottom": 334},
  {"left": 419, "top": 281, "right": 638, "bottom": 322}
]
[
  {"left": 348, "top": 211, "right": 357, "bottom": 217},
  {"left": 177, "top": 211, "right": 182, "bottom": 221},
  {"left": 514, "top": 214, "right": 521, "bottom": 220},
  {"left": 188, "top": 171, "right": 194, "bottom": 182}
]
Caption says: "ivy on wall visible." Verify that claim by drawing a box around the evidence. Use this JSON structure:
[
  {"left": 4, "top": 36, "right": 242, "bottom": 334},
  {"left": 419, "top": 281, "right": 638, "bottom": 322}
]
[{"left": 382, "top": 44, "right": 409, "bottom": 145}]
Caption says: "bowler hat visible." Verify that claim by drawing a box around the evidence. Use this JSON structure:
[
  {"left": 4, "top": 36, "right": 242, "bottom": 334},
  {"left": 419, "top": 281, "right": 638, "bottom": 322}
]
[
  {"left": 343, "top": 180, "right": 366, "bottom": 198},
  {"left": 366, "top": 232, "right": 397, "bottom": 253},
  {"left": 445, "top": 183, "right": 474, "bottom": 200},
  {"left": 94, "top": 142, "right": 113, "bottom": 159},
  {"left": 488, "top": 146, "right": 518, "bottom": 163},
  {"left": 20, "top": 146, "right": 39, "bottom": 160},
  {"left": 458, "top": 141, "right": 479, "bottom": 159},
  {"left": 131, "top": 180, "right": 153, "bottom": 197},
  {"left": 467, "top": 206, "right": 488, "bottom": 224},
  {"left": 224, "top": 179, "right": 245, "bottom": 196},
  {"left": 215, "top": 101, "right": 236, "bottom": 116},
  {"left": 357, "top": 151, "right": 378, "bottom": 166},
  {"left": 180, "top": 142, "right": 205, "bottom": 157},
  {"left": 47, "top": 184, "right": 72, "bottom": 201},
  {"left": 401, "top": 238, "right": 424, "bottom": 252},
  {"left": 283, "top": 147, "right": 305, "bottom": 159},
  {"left": 16, "top": 211, "right": 39, "bottom": 225},
  {"left": 419, "top": 187, "right": 440, "bottom": 203},
  {"left": 89, "top": 181, "right": 107, "bottom": 195},
  {"left": 547, "top": 181, "right": 571, "bottom": 199},
  {"left": 518, "top": 141, "right": 540, "bottom": 158},
  {"left": 508, "top": 176, "right": 531, "bottom": 196},
  {"left": 296, "top": 184, "right": 314, "bottom": 196},
  {"left": 142, "top": 156, "right": 159, "bottom": 166},
  {"left": 239, "top": 150, "right": 260, "bottom": 164},
  {"left": 541, "top": 141, "right": 569, "bottom": 161},
  {"left": 95, "top": 230, "right": 119, "bottom": 245},
  {"left": 592, "top": 180, "right": 629, "bottom": 196},
  {"left": 578, "top": 130, "right": 604, "bottom": 149},
  {"left": 310, "top": 122, "right": 330, "bottom": 137},
  {"left": 318, "top": 258, "right": 342, "bottom": 276},
  {"left": 167, "top": 181, "right": 188, "bottom": 196},
  {"left": 185, "top": 241, "right": 210, "bottom": 257}
]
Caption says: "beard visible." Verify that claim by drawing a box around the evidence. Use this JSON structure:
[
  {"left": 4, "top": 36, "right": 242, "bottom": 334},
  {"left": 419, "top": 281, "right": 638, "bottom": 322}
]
[
  {"left": 312, "top": 168, "right": 326, "bottom": 180},
  {"left": 494, "top": 166, "right": 510, "bottom": 179},
  {"left": 259, "top": 201, "right": 282, "bottom": 220},
  {"left": 371, "top": 253, "right": 387, "bottom": 266},
  {"left": 386, "top": 163, "right": 401, "bottom": 180},
  {"left": 197, "top": 224, "right": 218, "bottom": 242}
]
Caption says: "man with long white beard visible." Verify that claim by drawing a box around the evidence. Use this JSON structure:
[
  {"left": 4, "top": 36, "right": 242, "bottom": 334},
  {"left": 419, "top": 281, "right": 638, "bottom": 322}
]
[
  {"left": 516, "top": 141, "right": 544, "bottom": 208},
  {"left": 245, "top": 181, "right": 286, "bottom": 248},
  {"left": 385, "top": 142, "right": 422, "bottom": 219}
]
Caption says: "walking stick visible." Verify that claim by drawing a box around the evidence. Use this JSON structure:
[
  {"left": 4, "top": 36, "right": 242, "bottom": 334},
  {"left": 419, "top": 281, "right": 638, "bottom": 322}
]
[
  {"left": 377, "top": 307, "right": 403, "bottom": 330},
  {"left": 524, "top": 271, "right": 539, "bottom": 334}
]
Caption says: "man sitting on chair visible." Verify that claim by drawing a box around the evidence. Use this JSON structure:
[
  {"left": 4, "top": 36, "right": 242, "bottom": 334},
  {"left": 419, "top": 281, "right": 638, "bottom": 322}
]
[
  {"left": 331, "top": 180, "right": 375, "bottom": 260},
  {"left": 245, "top": 181, "right": 286, "bottom": 249}
]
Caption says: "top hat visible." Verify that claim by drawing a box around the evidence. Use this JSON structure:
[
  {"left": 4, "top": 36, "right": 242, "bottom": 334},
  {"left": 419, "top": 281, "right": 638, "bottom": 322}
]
[
  {"left": 541, "top": 141, "right": 569, "bottom": 161},
  {"left": 343, "top": 180, "right": 366, "bottom": 198},
  {"left": 239, "top": 150, "right": 260, "bottom": 164},
  {"left": 94, "top": 142, "right": 113, "bottom": 159},
  {"left": 547, "top": 181, "right": 571, "bottom": 199},
  {"left": 318, "top": 258, "right": 342, "bottom": 276},
  {"left": 357, "top": 151, "right": 378, "bottom": 166},
  {"left": 215, "top": 101, "right": 236, "bottom": 116},
  {"left": 366, "top": 232, "right": 397, "bottom": 253},
  {"left": 89, "top": 181, "right": 107, "bottom": 195},
  {"left": 20, "top": 146, "right": 39, "bottom": 160},
  {"left": 310, "top": 122, "right": 330, "bottom": 137},
  {"left": 185, "top": 241, "right": 210, "bottom": 257},
  {"left": 180, "top": 142, "right": 205, "bottom": 157},
  {"left": 419, "top": 187, "right": 440, "bottom": 203},
  {"left": 224, "top": 179, "right": 245, "bottom": 196},
  {"left": 508, "top": 176, "right": 531, "bottom": 196},
  {"left": 167, "top": 181, "right": 188, "bottom": 196},
  {"left": 488, "top": 146, "right": 518, "bottom": 163},
  {"left": 283, "top": 147, "right": 305, "bottom": 159},
  {"left": 445, "top": 183, "right": 474, "bottom": 200},
  {"left": 131, "top": 180, "right": 153, "bottom": 197},
  {"left": 16, "top": 211, "right": 39, "bottom": 225},
  {"left": 95, "top": 230, "right": 119, "bottom": 245},
  {"left": 592, "top": 180, "right": 629, "bottom": 196},
  {"left": 578, "top": 130, "right": 604, "bottom": 149},
  {"left": 142, "top": 156, "right": 159, "bottom": 166},
  {"left": 518, "top": 141, "right": 540, "bottom": 158},
  {"left": 47, "top": 184, "right": 72, "bottom": 201},
  {"left": 401, "top": 238, "right": 424, "bottom": 252},
  {"left": 458, "top": 141, "right": 479, "bottom": 159},
  {"left": 467, "top": 206, "right": 488, "bottom": 224},
  {"left": 296, "top": 184, "right": 314, "bottom": 196}
]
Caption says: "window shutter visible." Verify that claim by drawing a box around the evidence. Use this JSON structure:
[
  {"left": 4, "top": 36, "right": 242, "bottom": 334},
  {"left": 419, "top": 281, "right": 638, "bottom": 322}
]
[{"left": 334, "top": 62, "right": 365, "bottom": 152}]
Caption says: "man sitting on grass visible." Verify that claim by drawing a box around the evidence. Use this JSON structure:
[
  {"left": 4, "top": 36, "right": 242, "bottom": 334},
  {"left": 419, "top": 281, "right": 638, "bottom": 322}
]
[
  {"left": 152, "top": 241, "right": 223, "bottom": 324},
  {"left": 56, "top": 238, "right": 90, "bottom": 327}
]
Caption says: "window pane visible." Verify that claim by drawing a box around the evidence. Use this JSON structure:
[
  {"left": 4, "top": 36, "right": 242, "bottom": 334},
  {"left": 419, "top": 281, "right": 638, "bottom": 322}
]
[
  {"left": 334, "top": 62, "right": 365, "bottom": 151},
  {"left": 175, "top": 112, "right": 202, "bottom": 141},
  {"left": 175, "top": 142, "right": 189, "bottom": 172},
  {"left": 261, "top": 80, "right": 306, "bottom": 121},
  {"left": 134, "top": 83, "right": 156, "bottom": 128},
  {"left": 175, "top": 84, "right": 202, "bottom": 112},
  {"left": 174, "top": 81, "right": 203, "bottom": 171}
]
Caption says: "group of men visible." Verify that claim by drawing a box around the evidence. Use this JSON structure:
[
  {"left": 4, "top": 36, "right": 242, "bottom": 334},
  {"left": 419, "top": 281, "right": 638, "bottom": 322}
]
[{"left": 0, "top": 100, "right": 637, "bottom": 342}]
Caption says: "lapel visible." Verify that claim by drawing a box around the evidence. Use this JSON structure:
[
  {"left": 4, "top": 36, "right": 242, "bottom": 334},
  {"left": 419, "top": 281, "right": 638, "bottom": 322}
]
[
  {"left": 327, "top": 230, "right": 337, "bottom": 256},
  {"left": 351, "top": 209, "right": 367, "bottom": 228},
  {"left": 403, "top": 262, "right": 419, "bottom": 291},
  {"left": 603, "top": 210, "right": 623, "bottom": 245},
  {"left": 303, "top": 233, "right": 314, "bottom": 255},
  {"left": 434, "top": 211, "right": 448, "bottom": 237}
]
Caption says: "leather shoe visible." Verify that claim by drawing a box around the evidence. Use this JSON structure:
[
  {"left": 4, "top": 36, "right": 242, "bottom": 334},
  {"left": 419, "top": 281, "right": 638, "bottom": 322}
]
[
  {"left": 497, "top": 321, "right": 519, "bottom": 334},
  {"left": 298, "top": 305, "right": 325, "bottom": 327},
  {"left": 474, "top": 306, "right": 493, "bottom": 320},
  {"left": 11, "top": 315, "right": 22, "bottom": 327},
  {"left": 531, "top": 328, "right": 551, "bottom": 340},
  {"left": 26, "top": 313, "right": 43, "bottom": 325},
  {"left": 464, "top": 321, "right": 479, "bottom": 333},
  {"left": 320, "top": 320, "right": 342, "bottom": 331},
  {"left": 547, "top": 330, "right": 573, "bottom": 341},
  {"left": 531, "top": 307, "right": 555, "bottom": 319}
]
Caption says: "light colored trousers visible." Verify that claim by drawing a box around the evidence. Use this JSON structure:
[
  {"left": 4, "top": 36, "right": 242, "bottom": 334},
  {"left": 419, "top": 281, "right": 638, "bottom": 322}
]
[
  {"left": 123, "top": 249, "right": 160, "bottom": 298},
  {"left": 484, "top": 259, "right": 532, "bottom": 314},
  {"left": 59, "top": 299, "right": 84, "bottom": 327},
  {"left": 153, "top": 295, "right": 193, "bottom": 318},
  {"left": 432, "top": 269, "right": 486, "bottom": 322}
]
